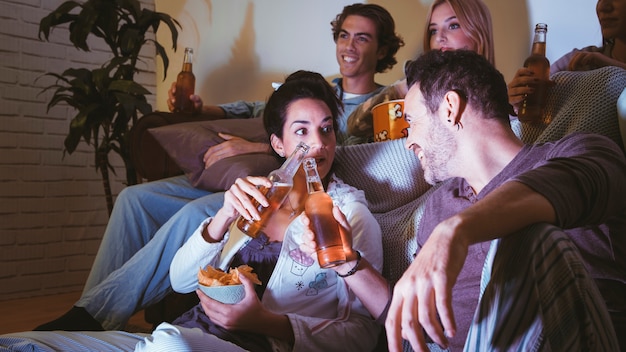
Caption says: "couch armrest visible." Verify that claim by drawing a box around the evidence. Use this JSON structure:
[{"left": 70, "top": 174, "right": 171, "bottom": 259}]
[{"left": 129, "top": 111, "right": 222, "bottom": 182}]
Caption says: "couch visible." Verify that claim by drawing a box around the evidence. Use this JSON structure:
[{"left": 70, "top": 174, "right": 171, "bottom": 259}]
[{"left": 128, "top": 66, "right": 626, "bottom": 350}]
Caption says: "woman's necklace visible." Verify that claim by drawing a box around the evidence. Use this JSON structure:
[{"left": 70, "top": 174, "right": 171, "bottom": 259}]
[{"left": 285, "top": 195, "right": 301, "bottom": 219}]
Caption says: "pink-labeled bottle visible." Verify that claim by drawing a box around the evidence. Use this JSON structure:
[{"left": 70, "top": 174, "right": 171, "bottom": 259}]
[{"left": 303, "top": 158, "right": 346, "bottom": 268}]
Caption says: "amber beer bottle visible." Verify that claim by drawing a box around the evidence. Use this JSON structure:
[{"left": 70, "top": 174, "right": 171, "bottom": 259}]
[
  {"left": 174, "top": 47, "right": 196, "bottom": 113},
  {"left": 303, "top": 158, "right": 346, "bottom": 268},
  {"left": 236, "top": 142, "right": 310, "bottom": 238},
  {"left": 518, "top": 23, "right": 550, "bottom": 123}
]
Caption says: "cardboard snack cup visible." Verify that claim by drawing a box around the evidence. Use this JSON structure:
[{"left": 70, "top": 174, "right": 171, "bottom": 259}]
[{"left": 372, "top": 99, "right": 409, "bottom": 142}]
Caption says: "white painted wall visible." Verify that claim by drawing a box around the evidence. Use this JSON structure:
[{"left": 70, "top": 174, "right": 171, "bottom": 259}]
[{"left": 154, "top": 0, "right": 600, "bottom": 111}]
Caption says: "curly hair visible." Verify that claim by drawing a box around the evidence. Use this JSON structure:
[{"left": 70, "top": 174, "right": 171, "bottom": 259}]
[{"left": 331, "top": 3, "right": 405, "bottom": 73}]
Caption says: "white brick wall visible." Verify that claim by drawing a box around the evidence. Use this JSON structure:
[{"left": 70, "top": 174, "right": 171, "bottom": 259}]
[{"left": 0, "top": 0, "right": 157, "bottom": 301}]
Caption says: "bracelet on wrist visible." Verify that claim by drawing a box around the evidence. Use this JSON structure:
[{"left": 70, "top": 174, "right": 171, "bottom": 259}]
[{"left": 337, "top": 251, "right": 362, "bottom": 278}]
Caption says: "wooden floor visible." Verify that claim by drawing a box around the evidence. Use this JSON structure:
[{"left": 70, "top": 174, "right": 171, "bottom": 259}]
[{"left": 0, "top": 291, "right": 152, "bottom": 335}]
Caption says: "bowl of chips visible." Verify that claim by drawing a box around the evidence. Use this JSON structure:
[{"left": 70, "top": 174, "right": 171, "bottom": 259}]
[{"left": 197, "top": 264, "right": 261, "bottom": 304}]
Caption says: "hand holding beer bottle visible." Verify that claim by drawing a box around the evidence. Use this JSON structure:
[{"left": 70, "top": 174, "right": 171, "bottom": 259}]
[
  {"left": 236, "top": 142, "right": 310, "bottom": 238},
  {"left": 171, "top": 47, "right": 196, "bottom": 114},
  {"left": 509, "top": 24, "right": 555, "bottom": 123},
  {"left": 518, "top": 24, "right": 551, "bottom": 124},
  {"left": 303, "top": 158, "right": 346, "bottom": 268}
]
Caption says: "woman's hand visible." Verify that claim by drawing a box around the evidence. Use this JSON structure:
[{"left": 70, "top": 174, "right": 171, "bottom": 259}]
[
  {"left": 196, "top": 274, "right": 294, "bottom": 341},
  {"left": 300, "top": 206, "right": 358, "bottom": 263},
  {"left": 204, "top": 176, "right": 272, "bottom": 242},
  {"left": 507, "top": 68, "right": 554, "bottom": 115},
  {"left": 220, "top": 176, "right": 272, "bottom": 221},
  {"left": 567, "top": 51, "right": 625, "bottom": 71},
  {"left": 167, "top": 81, "right": 204, "bottom": 113},
  {"left": 507, "top": 68, "right": 538, "bottom": 115},
  {"left": 196, "top": 274, "right": 265, "bottom": 331}
]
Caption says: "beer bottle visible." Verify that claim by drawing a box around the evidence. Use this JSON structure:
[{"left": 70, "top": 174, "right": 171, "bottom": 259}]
[
  {"left": 303, "top": 158, "right": 346, "bottom": 268},
  {"left": 236, "top": 142, "right": 310, "bottom": 238},
  {"left": 174, "top": 47, "right": 196, "bottom": 114},
  {"left": 518, "top": 23, "right": 550, "bottom": 124}
]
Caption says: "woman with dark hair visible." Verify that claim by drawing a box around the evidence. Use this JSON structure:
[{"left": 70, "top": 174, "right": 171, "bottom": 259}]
[{"left": 138, "top": 70, "right": 383, "bottom": 351}]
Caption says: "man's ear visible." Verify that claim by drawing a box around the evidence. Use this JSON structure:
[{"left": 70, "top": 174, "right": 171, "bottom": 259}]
[
  {"left": 443, "top": 90, "right": 466, "bottom": 126},
  {"left": 377, "top": 45, "right": 388, "bottom": 61},
  {"left": 270, "top": 134, "right": 284, "bottom": 157}
]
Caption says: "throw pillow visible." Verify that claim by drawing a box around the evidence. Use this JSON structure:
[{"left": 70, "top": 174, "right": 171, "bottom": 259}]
[{"left": 149, "top": 117, "right": 281, "bottom": 192}]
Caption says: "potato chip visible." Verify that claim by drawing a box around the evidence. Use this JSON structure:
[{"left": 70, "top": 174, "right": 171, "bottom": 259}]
[
  {"left": 198, "top": 264, "right": 261, "bottom": 287},
  {"left": 233, "top": 266, "right": 262, "bottom": 285}
]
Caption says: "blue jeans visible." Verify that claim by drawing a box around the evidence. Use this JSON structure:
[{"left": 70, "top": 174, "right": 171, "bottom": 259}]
[{"left": 77, "top": 175, "right": 225, "bottom": 330}]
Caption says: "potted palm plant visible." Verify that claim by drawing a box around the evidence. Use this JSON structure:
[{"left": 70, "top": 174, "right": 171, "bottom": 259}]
[{"left": 38, "top": 0, "right": 180, "bottom": 214}]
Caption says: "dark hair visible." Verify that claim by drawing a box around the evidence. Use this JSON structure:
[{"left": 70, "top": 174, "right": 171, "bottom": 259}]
[
  {"left": 263, "top": 70, "right": 343, "bottom": 146},
  {"left": 331, "top": 3, "right": 405, "bottom": 73},
  {"left": 405, "top": 50, "right": 513, "bottom": 121}
]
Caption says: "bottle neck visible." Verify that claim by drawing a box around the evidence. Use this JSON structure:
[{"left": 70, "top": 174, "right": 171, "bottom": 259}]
[
  {"left": 182, "top": 49, "right": 193, "bottom": 71},
  {"left": 181, "top": 62, "right": 192, "bottom": 72},
  {"left": 531, "top": 31, "right": 546, "bottom": 56},
  {"left": 303, "top": 158, "right": 324, "bottom": 194},
  {"left": 276, "top": 143, "right": 310, "bottom": 181}
]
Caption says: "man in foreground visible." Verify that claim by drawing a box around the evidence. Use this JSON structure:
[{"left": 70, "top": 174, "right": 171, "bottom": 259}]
[{"left": 386, "top": 50, "right": 625, "bottom": 351}]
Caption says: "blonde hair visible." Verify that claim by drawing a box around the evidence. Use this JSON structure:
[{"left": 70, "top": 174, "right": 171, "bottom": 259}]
[{"left": 423, "top": 0, "right": 495, "bottom": 66}]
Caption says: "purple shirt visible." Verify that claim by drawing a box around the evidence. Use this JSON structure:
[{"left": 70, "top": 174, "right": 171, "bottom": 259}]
[{"left": 417, "top": 132, "right": 626, "bottom": 350}]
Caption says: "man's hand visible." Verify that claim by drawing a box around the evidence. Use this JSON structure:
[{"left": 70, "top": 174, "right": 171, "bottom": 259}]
[
  {"left": 167, "top": 81, "right": 204, "bottom": 113},
  {"left": 386, "top": 217, "right": 469, "bottom": 352},
  {"left": 203, "top": 133, "right": 270, "bottom": 169}
]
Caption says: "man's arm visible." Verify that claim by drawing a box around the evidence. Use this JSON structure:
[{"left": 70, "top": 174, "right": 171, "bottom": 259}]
[
  {"left": 386, "top": 181, "right": 555, "bottom": 352},
  {"left": 387, "top": 134, "right": 626, "bottom": 352},
  {"left": 203, "top": 136, "right": 272, "bottom": 169},
  {"left": 200, "top": 104, "right": 227, "bottom": 119}
]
